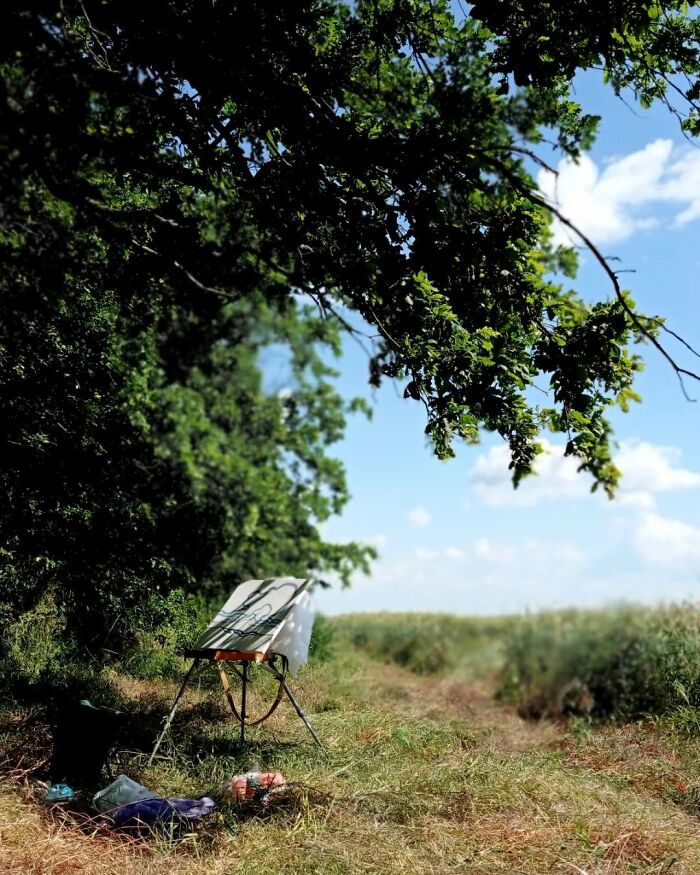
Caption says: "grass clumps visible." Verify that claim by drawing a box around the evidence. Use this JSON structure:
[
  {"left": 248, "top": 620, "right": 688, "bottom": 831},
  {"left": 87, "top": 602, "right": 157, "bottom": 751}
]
[
  {"left": 498, "top": 604, "right": 700, "bottom": 721},
  {"left": 4, "top": 610, "right": 700, "bottom": 872},
  {"left": 334, "top": 612, "right": 514, "bottom": 677},
  {"left": 307, "top": 614, "right": 337, "bottom": 664}
]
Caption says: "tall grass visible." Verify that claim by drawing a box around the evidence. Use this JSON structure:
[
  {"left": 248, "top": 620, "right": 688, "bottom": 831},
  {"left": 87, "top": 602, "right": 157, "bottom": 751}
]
[
  {"left": 498, "top": 604, "right": 700, "bottom": 720},
  {"left": 333, "top": 612, "right": 516, "bottom": 677},
  {"left": 336, "top": 607, "right": 700, "bottom": 724}
]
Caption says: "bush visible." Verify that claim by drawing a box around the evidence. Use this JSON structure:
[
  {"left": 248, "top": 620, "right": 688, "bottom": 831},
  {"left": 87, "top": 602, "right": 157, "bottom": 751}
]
[
  {"left": 308, "top": 614, "right": 336, "bottom": 664},
  {"left": 122, "top": 589, "right": 208, "bottom": 681},
  {"left": 0, "top": 586, "right": 210, "bottom": 703},
  {"left": 0, "top": 595, "right": 123, "bottom": 711},
  {"left": 0, "top": 590, "right": 74, "bottom": 690},
  {"left": 498, "top": 605, "right": 700, "bottom": 721}
]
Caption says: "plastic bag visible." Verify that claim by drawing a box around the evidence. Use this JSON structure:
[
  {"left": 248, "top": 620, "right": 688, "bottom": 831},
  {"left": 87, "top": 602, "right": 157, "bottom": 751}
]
[
  {"left": 93, "top": 774, "right": 156, "bottom": 813},
  {"left": 42, "top": 783, "right": 75, "bottom": 803}
]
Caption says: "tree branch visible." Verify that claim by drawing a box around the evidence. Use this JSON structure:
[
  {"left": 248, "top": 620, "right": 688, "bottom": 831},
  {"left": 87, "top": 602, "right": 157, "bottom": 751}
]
[
  {"left": 537, "top": 194, "right": 700, "bottom": 402},
  {"left": 131, "top": 238, "right": 231, "bottom": 299},
  {"left": 481, "top": 155, "right": 700, "bottom": 402}
]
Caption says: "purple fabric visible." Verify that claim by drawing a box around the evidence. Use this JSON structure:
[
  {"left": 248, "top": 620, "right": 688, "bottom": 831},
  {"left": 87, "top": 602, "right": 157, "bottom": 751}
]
[{"left": 110, "top": 795, "right": 215, "bottom": 827}]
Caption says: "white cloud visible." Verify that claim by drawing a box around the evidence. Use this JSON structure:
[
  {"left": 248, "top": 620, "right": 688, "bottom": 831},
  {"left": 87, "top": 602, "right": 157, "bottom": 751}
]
[
  {"left": 473, "top": 537, "right": 496, "bottom": 561},
  {"left": 633, "top": 511, "right": 700, "bottom": 567},
  {"left": 614, "top": 490, "right": 655, "bottom": 510},
  {"left": 470, "top": 440, "right": 591, "bottom": 507},
  {"left": 610, "top": 439, "right": 700, "bottom": 511},
  {"left": 538, "top": 139, "right": 700, "bottom": 245},
  {"left": 471, "top": 537, "right": 585, "bottom": 571},
  {"left": 315, "top": 533, "right": 591, "bottom": 615},
  {"left": 314, "top": 554, "right": 698, "bottom": 615},
  {"left": 314, "top": 514, "right": 699, "bottom": 615},
  {"left": 616, "top": 440, "right": 700, "bottom": 492},
  {"left": 408, "top": 505, "right": 431, "bottom": 527},
  {"left": 414, "top": 536, "right": 584, "bottom": 571},
  {"left": 414, "top": 546, "right": 467, "bottom": 561},
  {"left": 370, "top": 534, "right": 388, "bottom": 549},
  {"left": 414, "top": 547, "right": 439, "bottom": 560},
  {"left": 470, "top": 439, "right": 700, "bottom": 508}
]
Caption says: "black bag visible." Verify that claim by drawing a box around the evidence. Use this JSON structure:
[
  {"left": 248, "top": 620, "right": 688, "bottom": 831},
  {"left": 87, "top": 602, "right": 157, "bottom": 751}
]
[{"left": 50, "top": 699, "right": 122, "bottom": 788}]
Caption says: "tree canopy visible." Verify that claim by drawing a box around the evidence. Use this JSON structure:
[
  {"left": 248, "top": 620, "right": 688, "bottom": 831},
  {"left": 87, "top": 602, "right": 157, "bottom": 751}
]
[
  {"left": 0, "top": 172, "right": 374, "bottom": 645},
  {"left": 2, "top": 1, "right": 700, "bottom": 648}
]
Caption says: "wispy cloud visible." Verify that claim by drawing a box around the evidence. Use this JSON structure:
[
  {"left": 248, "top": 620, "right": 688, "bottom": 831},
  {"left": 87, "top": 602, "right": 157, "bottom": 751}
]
[
  {"left": 408, "top": 505, "right": 431, "bottom": 527},
  {"left": 414, "top": 546, "right": 439, "bottom": 560},
  {"left": 411, "top": 537, "right": 585, "bottom": 570}
]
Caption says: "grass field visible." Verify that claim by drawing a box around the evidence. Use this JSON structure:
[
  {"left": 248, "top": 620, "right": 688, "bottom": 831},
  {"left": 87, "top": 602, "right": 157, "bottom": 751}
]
[{"left": 2, "top": 610, "right": 700, "bottom": 874}]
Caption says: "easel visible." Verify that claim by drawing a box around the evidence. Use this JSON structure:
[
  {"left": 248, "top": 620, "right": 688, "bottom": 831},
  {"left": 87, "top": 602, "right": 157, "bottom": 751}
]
[{"left": 148, "top": 650, "right": 322, "bottom": 767}]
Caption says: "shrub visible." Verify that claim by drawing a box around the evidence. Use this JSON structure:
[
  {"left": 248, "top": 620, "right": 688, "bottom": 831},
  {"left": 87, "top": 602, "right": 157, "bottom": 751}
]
[
  {"left": 308, "top": 614, "right": 336, "bottom": 664},
  {"left": 498, "top": 605, "right": 700, "bottom": 721},
  {"left": 122, "top": 590, "right": 208, "bottom": 681},
  {"left": 0, "top": 594, "right": 124, "bottom": 712},
  {"left": 0, "top": 590, "right": 73, "bottom": 689}
]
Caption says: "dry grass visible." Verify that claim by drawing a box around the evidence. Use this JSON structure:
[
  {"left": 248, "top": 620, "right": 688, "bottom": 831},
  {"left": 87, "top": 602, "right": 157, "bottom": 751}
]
[
  {"left": 561, "top": 721, "right": 687, "bottom": 799},
  {"left": 2, "top": 624, "right": 700, "bottom": 874}
]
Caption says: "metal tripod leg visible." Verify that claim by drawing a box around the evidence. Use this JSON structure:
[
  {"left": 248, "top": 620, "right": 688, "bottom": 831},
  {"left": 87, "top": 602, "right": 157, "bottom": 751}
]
[
  {"left": 261, "top": 662, "right": 323, "bottom": 747},
  {"left": 147, "top": 660, "right": 198, "bottom": 767},
  {"left": 240, "top": 661, "right": 248, "bottom": 746}
]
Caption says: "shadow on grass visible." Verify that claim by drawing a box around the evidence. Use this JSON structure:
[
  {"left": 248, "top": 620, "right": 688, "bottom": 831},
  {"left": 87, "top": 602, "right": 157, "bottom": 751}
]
[{"left": 0, "top": 673, "right": 324, "bottom": 798}]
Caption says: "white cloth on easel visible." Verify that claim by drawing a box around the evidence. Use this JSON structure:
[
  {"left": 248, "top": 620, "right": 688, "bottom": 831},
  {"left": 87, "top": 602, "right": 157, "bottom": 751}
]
[{"left": 267, "top": 590, "right": 314, "bottom": 676}]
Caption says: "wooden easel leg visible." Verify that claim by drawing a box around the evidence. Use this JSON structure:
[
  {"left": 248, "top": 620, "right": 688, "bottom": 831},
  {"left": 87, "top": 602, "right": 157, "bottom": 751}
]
[{"left": 147, "top": 661, "right": 198, "bottom": 767}]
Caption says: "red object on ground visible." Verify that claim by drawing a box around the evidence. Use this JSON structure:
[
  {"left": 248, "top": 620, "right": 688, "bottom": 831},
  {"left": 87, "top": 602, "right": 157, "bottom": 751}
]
[{"left": 228, "top": 771, "right": 285, "bottom": 801}]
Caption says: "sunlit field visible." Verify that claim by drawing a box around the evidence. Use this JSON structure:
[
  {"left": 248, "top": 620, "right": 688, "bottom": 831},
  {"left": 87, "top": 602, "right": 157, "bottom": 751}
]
[{"left": 3, "top": 608, "right": 700, "bottom": 874}]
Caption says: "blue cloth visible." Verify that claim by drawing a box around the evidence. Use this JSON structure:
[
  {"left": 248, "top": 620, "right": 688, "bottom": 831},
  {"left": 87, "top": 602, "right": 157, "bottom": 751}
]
[{"left": 110, "top": 796, "right": 215, "bottom": 827}]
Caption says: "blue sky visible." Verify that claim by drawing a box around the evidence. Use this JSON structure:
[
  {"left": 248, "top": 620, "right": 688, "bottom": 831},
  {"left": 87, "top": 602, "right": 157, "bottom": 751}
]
[{"left": 313, "top": 72, "right": 700, "bottom": 616}]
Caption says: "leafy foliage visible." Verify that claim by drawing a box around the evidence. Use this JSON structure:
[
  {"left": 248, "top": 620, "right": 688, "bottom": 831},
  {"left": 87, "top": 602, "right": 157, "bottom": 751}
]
[
  {"left": 0, "top": 148, "right": 374, "bottom": 649},
  {"left": 2, "top": 2, "right": 700, "bottom": 654},
  {"left": 6, "top": 1, "right": 699, "bottom": 494},
  {"left": 473, "top": 0, "right": 700, "bottom": 135}
]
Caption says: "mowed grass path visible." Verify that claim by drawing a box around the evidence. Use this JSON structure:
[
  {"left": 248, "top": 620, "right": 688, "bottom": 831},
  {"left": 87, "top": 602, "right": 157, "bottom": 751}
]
[{"left": 2, "top": 617, "right": 700, "bottom": 874}]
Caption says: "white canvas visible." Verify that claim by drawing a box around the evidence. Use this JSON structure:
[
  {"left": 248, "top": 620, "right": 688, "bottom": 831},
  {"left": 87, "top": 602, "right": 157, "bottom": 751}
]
[{"left": 191, "top": 577, "right": 312, "bottom": 672}]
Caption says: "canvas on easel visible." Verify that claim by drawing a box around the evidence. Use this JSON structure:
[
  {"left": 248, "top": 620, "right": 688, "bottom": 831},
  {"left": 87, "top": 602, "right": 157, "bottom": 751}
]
[{"left": 148, "top": 577, "right": 321, "bottom": 765}]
